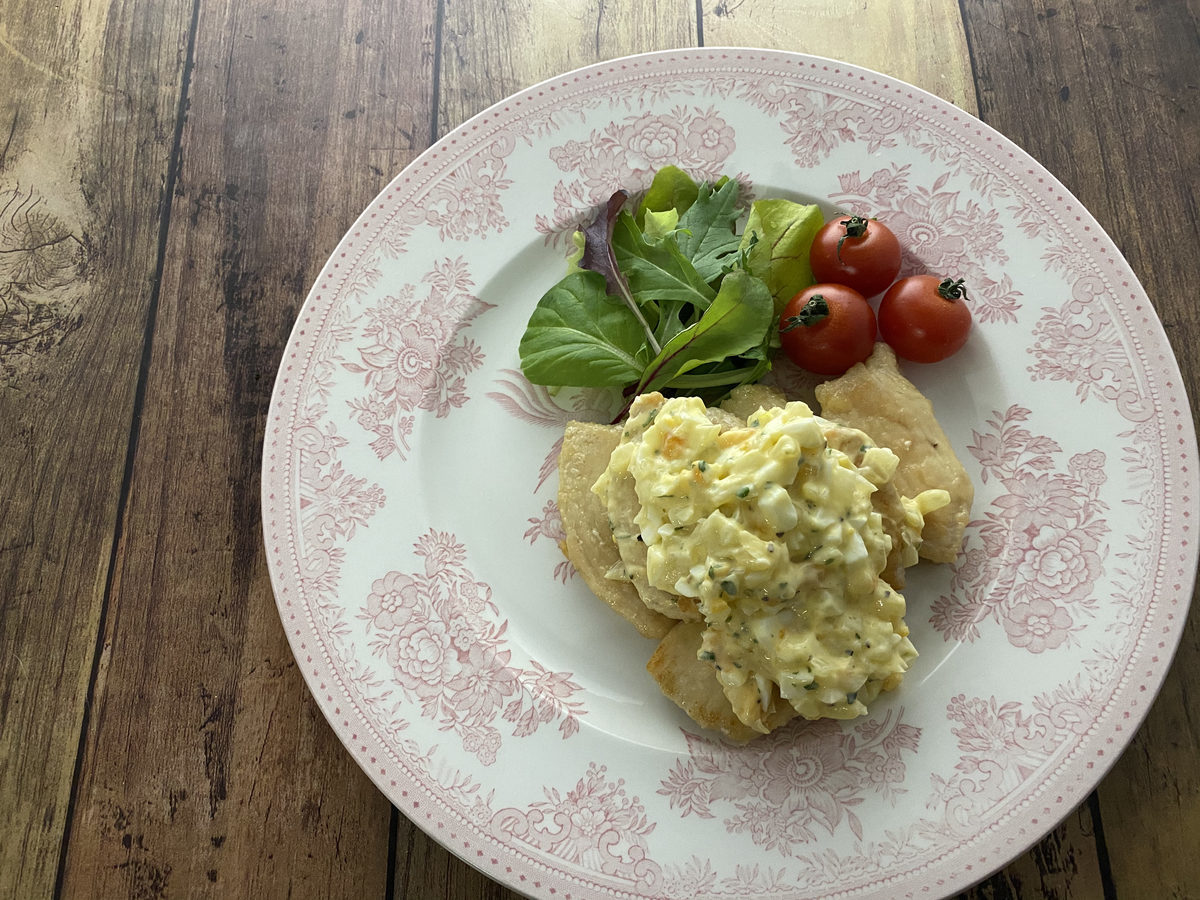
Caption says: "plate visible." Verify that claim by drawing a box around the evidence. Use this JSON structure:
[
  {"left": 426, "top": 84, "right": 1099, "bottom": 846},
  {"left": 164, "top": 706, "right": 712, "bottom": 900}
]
[{"left": 262, "top": 48, "right": 1199, "bottom": 899}]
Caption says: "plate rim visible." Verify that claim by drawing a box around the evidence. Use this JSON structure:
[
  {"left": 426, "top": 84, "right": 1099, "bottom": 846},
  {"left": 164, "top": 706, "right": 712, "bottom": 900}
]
[{"left": 261, "top": 45, "right": 1200, "bottom": 899}]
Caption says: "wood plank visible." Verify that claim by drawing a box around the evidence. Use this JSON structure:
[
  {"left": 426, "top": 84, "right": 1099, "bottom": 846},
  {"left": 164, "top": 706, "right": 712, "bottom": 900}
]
[
  {"left": 437, "top": 0, "right": 698, "bottom": 133},
  {"left": 957, "top": 1, "right": 1200, "bottom": 897},
  {"left": 0, "top": 4, "right": 193, "bottom": 897},
  {"left": 54, "top": 0, "right": 440, "bottom": 896},
  {"left": 700, "top": 0, "right": 978, "bottom": 114}
]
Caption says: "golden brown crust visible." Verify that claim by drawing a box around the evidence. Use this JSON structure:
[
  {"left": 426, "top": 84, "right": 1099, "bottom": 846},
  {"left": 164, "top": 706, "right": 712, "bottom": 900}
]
[
  {"left": 557, "top": 422, "right": 674, "bottom": 639},
  {"left": 718, "top": 383, "right": 789, "bottom": 422},
  {"left": 605, "top": 468, "right": 701, "bottom": 622},
  {"left": 815, "top": 343, "right": 973, "bottom": 563},
  {"left": 646, "top": 622, "right": 764, "bottom": 742}
]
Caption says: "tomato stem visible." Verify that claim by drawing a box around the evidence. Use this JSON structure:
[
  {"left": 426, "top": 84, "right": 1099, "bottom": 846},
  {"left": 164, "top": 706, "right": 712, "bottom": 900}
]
[
  {"left": 936, "top": 278, "right": 970, "bottom": 301},
  {"left": 836, "top": 215, "right": 870, "bottom": 261},
  {"left": 780, "top": 295, "right": 829, "bottom": 331}
]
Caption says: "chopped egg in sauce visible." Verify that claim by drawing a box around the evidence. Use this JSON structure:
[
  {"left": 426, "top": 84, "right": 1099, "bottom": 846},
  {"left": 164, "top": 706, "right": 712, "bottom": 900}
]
[{"left": 594, "top": 392, "right": 932, "bottom": 728}]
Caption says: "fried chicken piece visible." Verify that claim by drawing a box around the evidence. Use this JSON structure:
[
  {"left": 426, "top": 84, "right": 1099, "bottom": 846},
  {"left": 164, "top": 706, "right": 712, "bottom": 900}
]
[
  {"left": 646, "top": 621, "right": 798, "bottom": 742},
  {"left": 815, "top": 343, "right": 973, "bottom": 563},
  {"left": 557, "top": 422, "right": 674, "bottom": 639}
]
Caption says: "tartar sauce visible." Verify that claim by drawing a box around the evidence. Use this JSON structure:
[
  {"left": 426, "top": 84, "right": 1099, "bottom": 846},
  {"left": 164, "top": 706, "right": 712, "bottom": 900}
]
[{"left": 594, "top": 392, "right": 944, "bottom": 728}]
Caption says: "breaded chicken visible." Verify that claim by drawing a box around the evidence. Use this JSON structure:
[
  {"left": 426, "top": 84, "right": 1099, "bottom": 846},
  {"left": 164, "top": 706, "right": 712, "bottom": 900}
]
[
  {"left": 557, "top": 422, "right": 675, "bottom": 639},
  {"left": 815, "top": 343, "right": 973, "bottom": 563}
]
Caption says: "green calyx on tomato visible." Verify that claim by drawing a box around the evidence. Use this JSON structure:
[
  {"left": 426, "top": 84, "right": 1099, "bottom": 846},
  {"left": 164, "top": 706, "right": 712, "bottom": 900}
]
[
  {"left": 836, "top": 215, "right": 870, "bottom": 260},
  {"left": 780, "top": 295, "right": 830, "bottom": 331},
  {"left": 778, "top": 283, "right": 876, "bottom": 376},
  {"left": 811, "top": 214, "right": 902, "bottom": 298},
  {"left": 936, "top": 278, "right": 969, "bottom": 301}
]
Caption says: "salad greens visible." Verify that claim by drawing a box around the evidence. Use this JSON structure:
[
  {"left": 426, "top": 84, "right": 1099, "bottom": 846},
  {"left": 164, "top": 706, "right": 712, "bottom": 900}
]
[{"left": 518, "top": 166, "right": 823, "bottom": 406}]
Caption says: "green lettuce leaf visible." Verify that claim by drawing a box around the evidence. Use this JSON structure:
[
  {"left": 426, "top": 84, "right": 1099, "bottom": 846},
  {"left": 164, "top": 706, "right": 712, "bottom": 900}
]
[
  {"left": 564, "top": 229, "right": 586, "bottom": 272},
  {"left": 739, "top": 198, "right": 824, "bottom": 313},
  {"left": 641, "top": 207, "right": 681, "bottom": 244},
  {"left": 675, "top": 177, "right": 743, "bottom": 283},
  {"left": 637, "top": 165, "right": 700, "bottom": 223},
  {"left": 637, "top": 270, "right": 774, "bottom": 394}
]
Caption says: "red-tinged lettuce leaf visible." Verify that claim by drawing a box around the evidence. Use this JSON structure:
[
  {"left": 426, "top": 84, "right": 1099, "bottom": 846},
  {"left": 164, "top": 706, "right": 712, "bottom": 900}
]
[
  {"left": 579, "top": 189, "right": 660, "bottom": 353},
  {"left": 580, "top": 189, "right": 630, "bottom": 299}
]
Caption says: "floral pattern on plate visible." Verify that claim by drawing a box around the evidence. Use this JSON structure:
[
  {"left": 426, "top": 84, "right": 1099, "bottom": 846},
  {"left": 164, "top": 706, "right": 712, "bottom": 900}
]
[
  {"left": 343, "top": 257, "right": 494, "bottom": 461},
  {"left": 933, "top": 406, "right": 1109, "bottom": 650},
  {"left": 363, "top": 529, "right": 587, "bottom": 765},
  {"left": 263, "top": 49, "right": 1198, "bottom": 900},
  {"left": 658, "top": 712, "right": 919, "bottom": 850},
  {"left": 537, "top": 106, "right": 741, "bottom": 239}
]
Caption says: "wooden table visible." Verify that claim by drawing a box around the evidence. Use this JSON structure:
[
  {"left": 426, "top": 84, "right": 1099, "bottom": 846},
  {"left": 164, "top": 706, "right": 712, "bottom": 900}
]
[{"left": 2, "top": 1, "right": 1197, "bottom": 897}]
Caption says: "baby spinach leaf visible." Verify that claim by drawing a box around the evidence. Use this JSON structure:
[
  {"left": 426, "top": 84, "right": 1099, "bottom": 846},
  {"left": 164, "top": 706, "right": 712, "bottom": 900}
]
[
  {"left": 518, "top": 270, "right": 650, "bottom": 387},
  {"left": 739, "top": 198, "right": 824, "bottom": 313},
  {"left": 636, "top": 270, "right": 774, "bottom": 394}
]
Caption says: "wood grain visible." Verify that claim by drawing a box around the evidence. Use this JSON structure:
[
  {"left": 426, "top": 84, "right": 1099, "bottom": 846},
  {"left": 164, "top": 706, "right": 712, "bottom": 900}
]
[
  {"left": 700, "top": 0, "right": 978, "bottom": 115},
  {"left": 437, "top": 0, "right": 698, "bottom": 134},
  {"left": 0, "top": 3, "right": 193, "bottom": 897},
  {"left": 54, "top": 0, "right": 439, "bottom": 896},
  {"left": 958, "top": 1, "right": 1200, "bottom": 897}
]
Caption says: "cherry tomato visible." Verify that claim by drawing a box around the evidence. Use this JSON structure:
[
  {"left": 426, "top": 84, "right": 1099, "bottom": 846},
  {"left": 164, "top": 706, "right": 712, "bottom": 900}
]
[
  {"left": 809, "top": 215, "right": 902, "bottom": 298},
  {"left": 878, "top": 275, "right": 973, "bottom": 363},
  {"left": 779, "top": 284, "right": 876, "bottom": 376}
]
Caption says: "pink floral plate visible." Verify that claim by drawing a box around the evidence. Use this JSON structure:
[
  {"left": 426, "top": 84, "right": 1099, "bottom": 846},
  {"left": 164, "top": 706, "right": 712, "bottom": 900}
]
[{"left": 262, "top": 48, "right": 1199, "bottom": 899}]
